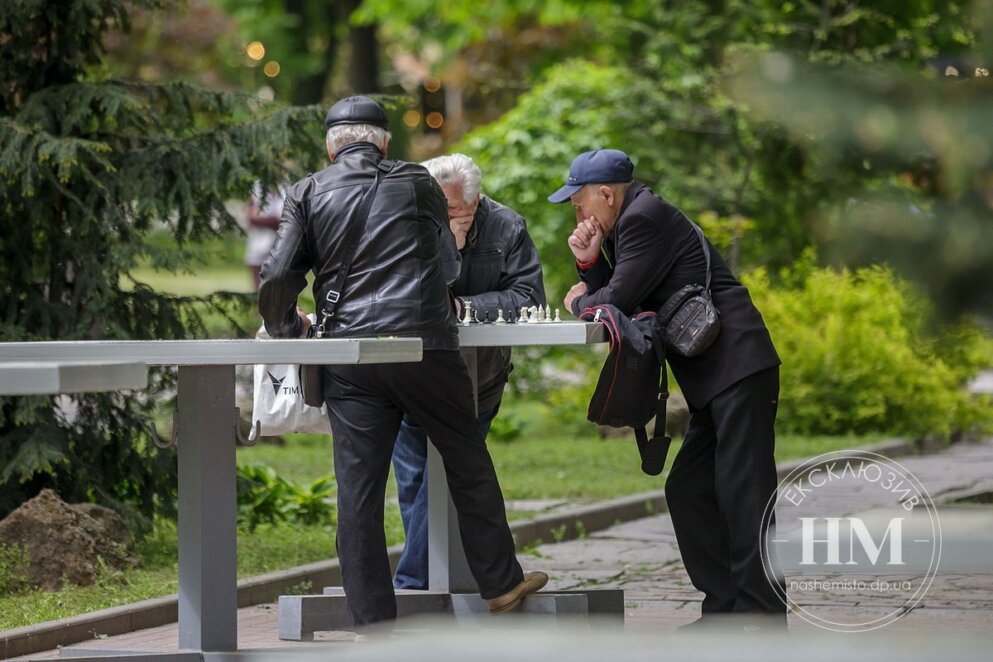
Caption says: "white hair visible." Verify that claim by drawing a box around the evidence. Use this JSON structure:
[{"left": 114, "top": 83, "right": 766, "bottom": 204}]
[
  {"left": 325, "top": 124, "right": 391, "bottom": 156},
  {"left": 421, "top": 153, "right": 482, "bottom": 205}
]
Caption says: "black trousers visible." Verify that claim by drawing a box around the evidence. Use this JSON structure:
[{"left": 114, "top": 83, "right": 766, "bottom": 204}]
[
  {"left": 322, "top": 350, "right": 523, "bottom": 626},
  {"left": 665, "top": 366, "right": 786, "bottom": 616}
]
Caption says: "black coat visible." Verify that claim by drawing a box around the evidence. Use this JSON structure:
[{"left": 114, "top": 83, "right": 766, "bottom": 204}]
[
  {"left": 259, "top": 142, "right": 460, "bottom": 350},
  {"left": 454, "top": 195, "right": 546, "bottom": 410},
  {"left": 571, "top": 182, "right": 780, "bottom": 409}
]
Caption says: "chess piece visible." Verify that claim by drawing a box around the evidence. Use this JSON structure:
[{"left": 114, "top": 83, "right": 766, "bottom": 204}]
[
  {"left": 546, "top": 305, "right": 553, "bottom": 322},
  {"left": 462, "top": 300, "right": 473, "bottom": 326},
  {"left": 495, "top": 309, "right": 507, "bottom": 324},
  {"left": 536, "top": 305, "right": 545, "bottom": 323},
  {"left": 528, "top": 306, "right": 539, "bottom": 322},
  {"left": 520, "top": 306, "right": 530, "bottom": 323},
  {"left": 554, "top": 308, "right": 562, "bottom": 323}
]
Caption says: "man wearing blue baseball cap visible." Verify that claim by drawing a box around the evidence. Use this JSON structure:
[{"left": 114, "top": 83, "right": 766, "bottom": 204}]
[{"left": 550, "top": 149, "right": 786, "bottom": 628}]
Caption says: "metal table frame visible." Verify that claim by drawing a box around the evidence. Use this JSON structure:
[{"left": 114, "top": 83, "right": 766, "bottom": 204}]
[
  {"left": 0, "top": 338, "right": 422, "bottom": 659},
  {"left": 429, "top": 322, "right": 607, "bottom": 591}
]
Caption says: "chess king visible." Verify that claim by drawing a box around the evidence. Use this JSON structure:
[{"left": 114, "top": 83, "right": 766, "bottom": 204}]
[{"left": 391, "top": 153, "right": 546, "bottom": 591}]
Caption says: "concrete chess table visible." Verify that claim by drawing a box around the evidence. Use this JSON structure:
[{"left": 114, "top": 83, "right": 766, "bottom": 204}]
[
  {"left": 0, "top": 337, "right": 422, "bottom": 660},
  {"left": 278, "top": 321, "right": 620, "bottom": 639}
]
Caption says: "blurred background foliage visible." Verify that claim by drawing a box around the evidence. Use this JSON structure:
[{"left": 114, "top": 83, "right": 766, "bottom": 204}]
[{"left": 1, "top": 0, "right": 992, "bottom": 528}]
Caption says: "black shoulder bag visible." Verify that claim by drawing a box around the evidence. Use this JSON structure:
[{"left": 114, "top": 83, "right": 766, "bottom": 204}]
[
  {"left": 579, "top": 304, "right": 672, "bottom": 476},
  {"left": 657, "top": 222, "right": 720, "bottom": 358},
  {"left": 300, "top": 159, "right": 397, "bottom": 407}
]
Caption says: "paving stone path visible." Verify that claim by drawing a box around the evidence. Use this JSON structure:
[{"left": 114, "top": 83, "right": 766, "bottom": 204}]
[{"left": 528, "top": 437, "right": 993, "bottom": 632}]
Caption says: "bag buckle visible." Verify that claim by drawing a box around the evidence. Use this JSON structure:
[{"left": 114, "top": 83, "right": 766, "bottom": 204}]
[
  {"left": 325, "top": 290, "right": 340, "bottom": 304},
  {"left": 314, "top": 311, "right": 332, "bottom": 339}
]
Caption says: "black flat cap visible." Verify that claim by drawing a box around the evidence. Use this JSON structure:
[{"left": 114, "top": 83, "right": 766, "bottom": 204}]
[{"left": 324, "top": 95, "right": 389, "bottom": 130}]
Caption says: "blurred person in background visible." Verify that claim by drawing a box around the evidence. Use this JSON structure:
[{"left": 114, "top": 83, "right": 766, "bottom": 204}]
[{"left": 245, "top": 183, "right": 286, "bottom": 292}]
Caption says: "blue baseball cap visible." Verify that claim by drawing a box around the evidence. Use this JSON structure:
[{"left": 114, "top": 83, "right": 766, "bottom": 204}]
[{"left": 548, "top": 149, "right": 634, "bottom": 203}]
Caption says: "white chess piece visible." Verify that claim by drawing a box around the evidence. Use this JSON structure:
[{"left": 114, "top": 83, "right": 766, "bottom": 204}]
[
  {"left": 528, "top": 306, "right": 539, "bottom": 323},
  {"left": 546, "top": 305, "right": 553, "bottom": 323},
  {"left": 462, "top": 300, "right": 473, "bottom": 326},
  {"left": 495, "top": 309, "right": 506, "bottom": 324},
  {"left": 554, "top": 308, "right": 562, "bottom": 323},
  {"left": 520, "top": 306, "right": 530, "bottom": 323}
]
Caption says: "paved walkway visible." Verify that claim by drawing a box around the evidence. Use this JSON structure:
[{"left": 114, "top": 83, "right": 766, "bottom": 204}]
[
  {"left": 541, "top": 437, "right": 993, "bottom": 633},
  {"left": 15, "top": 438, "right": 993, "bottom": 658}
]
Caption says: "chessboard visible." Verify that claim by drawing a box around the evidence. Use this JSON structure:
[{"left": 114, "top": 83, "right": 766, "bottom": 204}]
[
  {"left": 458, "top": 301, "right": 563, "bottom": 326},
  {"left": 455, "top": 306, "right": 605, "bottom": 348}
]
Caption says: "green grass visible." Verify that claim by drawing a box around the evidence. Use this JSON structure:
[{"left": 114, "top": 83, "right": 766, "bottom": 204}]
[
  {"left": 131, "top": 266, "right": 256, "bottom": 296},
  {"left": 239, "top": 428, "right": 877, "bottom": 502},
  {"left": 0, "top": 513, "right": 405, "bottom": 632}
]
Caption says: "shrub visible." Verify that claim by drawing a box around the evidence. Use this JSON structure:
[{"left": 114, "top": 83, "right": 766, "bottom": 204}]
[
  {"left": 284, "top": 477, "right": 336, "bottom": 527},
  {"left": 236, "top": 463, "right": 336, "bottom": 531},
  {"left": 745, "top": 257, "right": 993, "bottom": 437},
  {"left": 0, "top": 543, "right": 28, "bottom": 595},
  {"left": 488, "top": 412, "right": 528, "bottom": 442}
]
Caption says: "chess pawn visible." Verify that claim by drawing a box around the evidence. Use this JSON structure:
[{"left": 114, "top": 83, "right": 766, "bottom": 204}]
[
  {"left": 520, "top": 306, "right": 530, "bottom": 323},
  {"left": 495, "top": 309, "right": 507, "bottom": 324},
  {"left": 554, "top": 308, "right": 562, "bottom": 323}
]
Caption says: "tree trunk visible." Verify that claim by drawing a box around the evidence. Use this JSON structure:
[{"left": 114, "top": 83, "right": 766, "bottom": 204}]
[
  {"left": 285, "top": 0, "right": 337, "bottom": 105},
  {"left": 344, "top": 0, "right": 379, "bottom": 93}
]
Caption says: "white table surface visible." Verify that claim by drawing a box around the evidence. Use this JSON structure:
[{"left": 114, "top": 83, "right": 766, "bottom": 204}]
[
  {"left": 0, "top": 361, "right": 147, "bottom": 395},
  {"left": 0, "top": 337, "right": 423, "bottom": 366}
]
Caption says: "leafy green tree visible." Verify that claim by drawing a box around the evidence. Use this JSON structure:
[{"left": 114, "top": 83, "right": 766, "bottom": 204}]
[
  {"left": 725, "top": 3, "right": 993, "bottom": 315},
  {"left": 0, "top": 0, "right": 325, "bottom": 528},
  {"left": 361, "top": 0, "right": 977, "bottom": 303}
]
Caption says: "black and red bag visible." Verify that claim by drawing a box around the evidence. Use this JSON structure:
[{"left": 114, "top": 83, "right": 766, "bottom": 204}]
[{"left": 579, "top": 304, "right": 672, "bottom": 476}]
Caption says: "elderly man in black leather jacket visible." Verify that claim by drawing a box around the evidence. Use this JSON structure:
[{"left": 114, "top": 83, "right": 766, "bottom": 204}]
[
  {"left": 258, "top": 96, "right": 546, "bottom": 628},
  {"left": 391, "top": 154, "right": 545, "bottom": 590}
]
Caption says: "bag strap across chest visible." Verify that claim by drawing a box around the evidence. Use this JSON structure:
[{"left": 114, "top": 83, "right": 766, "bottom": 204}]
[{"left": 314, "top": 159, "right": 397, "bottom": 337}]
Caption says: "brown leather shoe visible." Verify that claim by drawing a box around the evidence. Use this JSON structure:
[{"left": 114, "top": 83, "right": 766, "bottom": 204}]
[{"left": 485, "top": 571, "right": 549, "bottom": 614}]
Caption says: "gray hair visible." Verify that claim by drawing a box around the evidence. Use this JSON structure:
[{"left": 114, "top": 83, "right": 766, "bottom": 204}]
[
  {"left": 325, "top": 123, "right": 391, "bottom": 156},
  {"left": 421, "top": 153, "right": 482, "bottom": 205}
]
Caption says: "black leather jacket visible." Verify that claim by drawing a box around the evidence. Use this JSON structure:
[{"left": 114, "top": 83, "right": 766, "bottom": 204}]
[
  {"left": 258, "top": 142, "right": 460, "bottom": 351},
  {"left": 455, "top": 196, "right": 546, "bottom": 410}
]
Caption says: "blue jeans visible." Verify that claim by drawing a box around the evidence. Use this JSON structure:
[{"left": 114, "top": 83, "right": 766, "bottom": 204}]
[{"left": 391, "top": 402, "right": 501, "bottom": 590}]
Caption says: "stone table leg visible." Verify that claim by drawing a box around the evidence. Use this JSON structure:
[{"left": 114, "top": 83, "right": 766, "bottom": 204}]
[
  {"left": 427, "top": 347, "right": 479, "bottom": 592},
  {"left": 177, "top": 365, "right": 237, "bottom": 652}
]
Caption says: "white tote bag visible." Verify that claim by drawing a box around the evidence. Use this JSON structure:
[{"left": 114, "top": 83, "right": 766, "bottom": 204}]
[{"left": 250, "top": 323, "right": 331, "bottom": 441}]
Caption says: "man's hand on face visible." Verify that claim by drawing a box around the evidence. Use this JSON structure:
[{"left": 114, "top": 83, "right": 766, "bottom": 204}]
[
  {"left": 449, "top": 214, "right": 474, "bottom": 251},
  {"left": 564, "top": 281, "right": 589, "bottom": 314},
  {"left": 567, "top": 216, "right": 604, "bottom": 264},
  {"left": 297, "top": 305, "right": 313, "bottom": 336}
]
